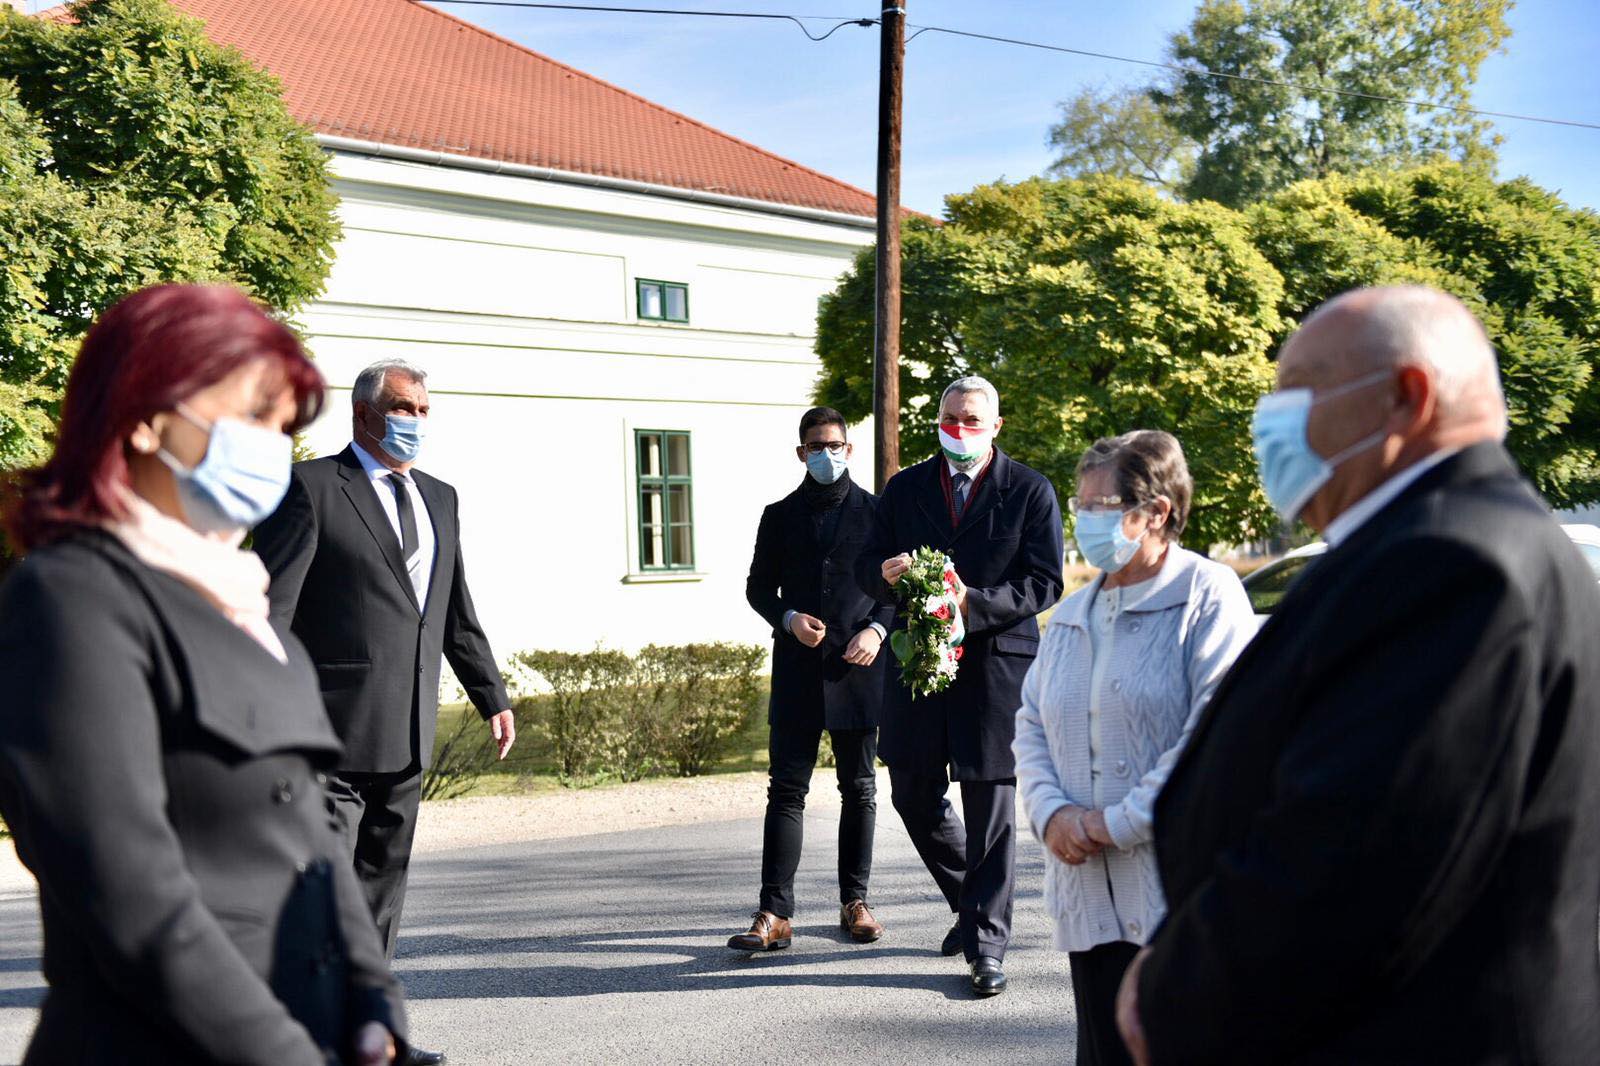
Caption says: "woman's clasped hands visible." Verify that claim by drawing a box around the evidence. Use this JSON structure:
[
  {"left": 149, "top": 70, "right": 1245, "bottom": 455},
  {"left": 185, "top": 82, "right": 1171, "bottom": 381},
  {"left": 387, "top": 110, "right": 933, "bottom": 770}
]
[{"left": 1044, "top": 805, "right": 1117, "bottom": 865}]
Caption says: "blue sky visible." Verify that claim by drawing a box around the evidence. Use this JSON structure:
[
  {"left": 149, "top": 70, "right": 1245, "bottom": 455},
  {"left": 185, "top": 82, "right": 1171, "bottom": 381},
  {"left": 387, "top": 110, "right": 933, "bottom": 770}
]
[{"left": 414, "top": 0, "right": 1600, "bottom": 216}]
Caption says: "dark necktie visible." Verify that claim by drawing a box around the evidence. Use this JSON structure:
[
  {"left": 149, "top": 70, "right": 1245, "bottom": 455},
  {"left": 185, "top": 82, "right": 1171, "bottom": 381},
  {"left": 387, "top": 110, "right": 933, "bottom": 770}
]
[
  {"left": 952, "top": 472, "right": 970, "bottom": 522},
  {"left": 386, "top": 473, "right": 423, "bottom": 601}
]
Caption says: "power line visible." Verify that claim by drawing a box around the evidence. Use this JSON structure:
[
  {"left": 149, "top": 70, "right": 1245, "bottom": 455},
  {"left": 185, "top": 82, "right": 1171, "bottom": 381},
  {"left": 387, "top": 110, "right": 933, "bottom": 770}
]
[
  {"left": 904, "top": 23, "right": 1600, "bottom": 133},
  {"left": 420, "top": 2, "right": 1600, "bottom": 133},
  {"left": 422, "top": 1, "right": 873, "bottom": 41}
]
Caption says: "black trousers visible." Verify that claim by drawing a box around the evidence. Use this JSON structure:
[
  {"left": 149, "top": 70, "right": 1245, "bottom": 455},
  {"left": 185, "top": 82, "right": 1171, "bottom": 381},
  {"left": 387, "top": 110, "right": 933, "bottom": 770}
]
[
  {"left": 758, "top": 723, "right": 878, "bottom": 919},
  {"left": 889, "top": 767, "right": 1015, "bottom": 962},
  {"left": 327, "top": 768, "right": 422, "bottom": 961},
  {"left": 1069, "top": 940, "right": 1140, "bottom": 1066}
]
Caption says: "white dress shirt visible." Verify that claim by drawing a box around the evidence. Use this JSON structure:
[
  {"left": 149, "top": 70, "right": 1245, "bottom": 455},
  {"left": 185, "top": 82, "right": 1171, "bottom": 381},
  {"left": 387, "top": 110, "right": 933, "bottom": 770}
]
[
  {"left": 1322, "top": 448, "right": 1460, "bottom": 548},
  {"left": 352, "top": 442, "right": 436, "bottom": 607}
]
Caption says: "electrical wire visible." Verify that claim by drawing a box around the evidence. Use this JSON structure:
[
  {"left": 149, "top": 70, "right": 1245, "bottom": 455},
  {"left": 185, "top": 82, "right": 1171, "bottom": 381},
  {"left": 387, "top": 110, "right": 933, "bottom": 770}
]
[
  {"left": 904, "top": 23, "right": 1600, "bottom": 132},
  {"left": 423, "top": 1, "right": 874, "bottom": 41}
]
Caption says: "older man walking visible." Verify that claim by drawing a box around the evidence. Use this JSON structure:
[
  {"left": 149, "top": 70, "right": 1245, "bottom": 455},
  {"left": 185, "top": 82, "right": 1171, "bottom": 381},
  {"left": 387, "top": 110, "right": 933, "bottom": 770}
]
[
  {"left": 858, "top": 376, "right": 1064, "bottom": 997},
  {"left": 254, "top": 360, "right": 513, "bottom": 1066},
  {"left": 1117, "top": 287, "right": 1600, "bottom": 1064}
]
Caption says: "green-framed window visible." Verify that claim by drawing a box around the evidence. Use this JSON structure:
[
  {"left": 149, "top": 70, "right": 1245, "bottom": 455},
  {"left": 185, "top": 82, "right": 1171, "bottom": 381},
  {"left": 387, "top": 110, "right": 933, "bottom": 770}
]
[
  {"left": 635, "top": 430, "right": 695, "bottom": 570},
  {"left": 637, "top": 279, "right": 689, "bottom": 323}
]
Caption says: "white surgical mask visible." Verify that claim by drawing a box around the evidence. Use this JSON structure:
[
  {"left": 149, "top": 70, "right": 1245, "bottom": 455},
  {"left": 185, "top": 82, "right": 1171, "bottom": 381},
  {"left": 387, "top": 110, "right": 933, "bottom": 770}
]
[{"left": 157, "top": 404, "right": 293, "bottom": 535}]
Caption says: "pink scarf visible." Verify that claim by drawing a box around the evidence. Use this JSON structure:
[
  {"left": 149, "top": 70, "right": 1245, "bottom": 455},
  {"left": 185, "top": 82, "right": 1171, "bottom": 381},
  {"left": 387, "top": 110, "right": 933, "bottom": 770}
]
[{"left": 104, "top": 486, "right": 288, "bottom": 664}]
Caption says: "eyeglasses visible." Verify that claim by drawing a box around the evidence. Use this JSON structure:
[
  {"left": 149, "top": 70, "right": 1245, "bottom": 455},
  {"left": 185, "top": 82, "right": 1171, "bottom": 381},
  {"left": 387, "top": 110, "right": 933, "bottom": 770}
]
[
  {"left": 802, "top": 441, "right": 848, "bottom": 456},
  {"left": 1067, "top": 494, "right": 1147, "bottom": 516}
]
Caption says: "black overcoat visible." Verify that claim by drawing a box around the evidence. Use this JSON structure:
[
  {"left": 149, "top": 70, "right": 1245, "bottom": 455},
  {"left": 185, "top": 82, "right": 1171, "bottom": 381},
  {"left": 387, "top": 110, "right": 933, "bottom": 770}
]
[
  {"left": 746, "top": 479, "right": 893, "bottom": 731},
  {"left": 856, "top": 449, "right": 1065, "bottom": 780},
  {"left": 252, "top": 446, "right": 510, "bottom": 774},
  {"left": 0, "top": 533, "right": 407, "bottom": 1065},
  {"left": 1139, "top": 443, "right": 1600, "bottom": 1065}
]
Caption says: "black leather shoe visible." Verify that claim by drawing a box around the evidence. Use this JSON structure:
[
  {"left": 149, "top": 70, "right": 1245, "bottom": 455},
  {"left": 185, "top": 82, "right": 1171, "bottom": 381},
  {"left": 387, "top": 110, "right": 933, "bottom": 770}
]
[
  {"left": 970, "top": 956, "right": 1007, "bottom": 997},
  {"left": 405, "top": 1048, "right": 447, "bottom": 1066},
  {"left": 940, "top": 922, "right": 962, "bottom": 957}
]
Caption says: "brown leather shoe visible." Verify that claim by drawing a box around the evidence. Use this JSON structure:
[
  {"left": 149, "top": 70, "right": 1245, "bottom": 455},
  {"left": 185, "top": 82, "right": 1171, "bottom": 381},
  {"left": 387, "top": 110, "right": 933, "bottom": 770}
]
[
  {"left": 727, "top": 911, "right": 792, "bottom": 951},
  {"left": 840, "top": 899, "right": 884, "bottom": 943}
]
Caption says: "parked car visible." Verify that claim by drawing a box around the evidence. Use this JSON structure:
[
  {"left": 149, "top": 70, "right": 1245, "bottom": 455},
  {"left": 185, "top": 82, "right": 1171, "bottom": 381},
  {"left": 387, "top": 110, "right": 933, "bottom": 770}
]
[{"left": 1242, "top": 524, "right": 1600, "bottom": 619}]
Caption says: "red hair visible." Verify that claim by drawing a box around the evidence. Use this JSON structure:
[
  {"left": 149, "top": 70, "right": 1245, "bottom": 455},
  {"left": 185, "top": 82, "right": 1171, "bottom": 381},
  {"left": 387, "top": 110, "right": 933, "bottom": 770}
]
[{"left": 2, "top": 284, "right": 325, "bottom": 553}]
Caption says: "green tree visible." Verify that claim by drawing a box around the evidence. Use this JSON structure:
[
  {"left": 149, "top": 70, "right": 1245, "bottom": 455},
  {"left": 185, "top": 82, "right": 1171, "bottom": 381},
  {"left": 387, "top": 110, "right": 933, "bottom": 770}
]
[
  {"left": 0, "top": 0, "right": 340, "bottom": 469},
  {"left": 815, "top": 176, "right": 1284, "bottom": 549},
  {"left": 1045, "top": 85, "right": 1196, "bottom": 193},
  {"left": 1155, "top": 0, "right": 1511, "bottom": 207}
]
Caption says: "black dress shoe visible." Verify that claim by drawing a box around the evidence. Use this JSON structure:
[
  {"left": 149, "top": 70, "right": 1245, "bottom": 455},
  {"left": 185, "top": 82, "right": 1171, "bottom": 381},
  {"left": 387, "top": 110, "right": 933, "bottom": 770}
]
[
  {"left": 970, "top": 956, "right": 1007, "bottom": 997},
  {"left": 405, "top": 1047, "right": 447, "bottom": 1066},
  {"left": 940, "top": 922, "right": 962, "bottom": 957}
]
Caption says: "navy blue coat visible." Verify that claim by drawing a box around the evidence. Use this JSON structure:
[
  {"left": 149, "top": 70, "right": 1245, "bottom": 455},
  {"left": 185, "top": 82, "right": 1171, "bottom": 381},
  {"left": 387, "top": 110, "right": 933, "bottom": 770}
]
[
  {"left": 856, "top": 449, "right": 1064, "bottom": 780},
  {"left": 747, "top": 478, "right": 893, "bottom": 731}
]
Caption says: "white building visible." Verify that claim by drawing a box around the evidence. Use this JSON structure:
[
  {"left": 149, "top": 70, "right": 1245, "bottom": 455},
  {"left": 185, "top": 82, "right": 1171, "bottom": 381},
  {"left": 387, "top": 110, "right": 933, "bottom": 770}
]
[{"left": 161, "top": 0, "right": 882, "bottom": 658}]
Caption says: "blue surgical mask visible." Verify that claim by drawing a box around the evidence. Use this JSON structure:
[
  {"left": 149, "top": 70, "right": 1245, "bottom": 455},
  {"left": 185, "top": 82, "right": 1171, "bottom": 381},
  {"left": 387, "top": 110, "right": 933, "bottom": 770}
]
[
  {"left": 1252, "top": 370, "right": 1391, "bottom": 524},
  {"left": 380, "top": 413, "right": 426, "bottom": 464},
  {"left": 157, "top": 404, "right": 292, "bottom": 535},
  {"left": 1075, "top": 508, "right": 1146, "bottom": 574},
  {"left": 805, "top": 447, "right": 848, "bottom": 485}
]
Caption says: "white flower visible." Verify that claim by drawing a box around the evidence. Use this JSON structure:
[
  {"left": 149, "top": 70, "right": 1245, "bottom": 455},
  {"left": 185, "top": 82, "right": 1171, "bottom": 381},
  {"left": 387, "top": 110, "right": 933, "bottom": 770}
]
[{"left": 923, "top": 594, "right": 947, "bottom": 616}]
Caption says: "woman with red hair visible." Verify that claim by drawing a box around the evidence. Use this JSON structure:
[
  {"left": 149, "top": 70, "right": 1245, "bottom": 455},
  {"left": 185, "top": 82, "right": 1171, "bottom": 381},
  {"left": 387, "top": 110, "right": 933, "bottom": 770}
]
[{"left": 0, "top": 285, "right": 407, "bottom": 1065}]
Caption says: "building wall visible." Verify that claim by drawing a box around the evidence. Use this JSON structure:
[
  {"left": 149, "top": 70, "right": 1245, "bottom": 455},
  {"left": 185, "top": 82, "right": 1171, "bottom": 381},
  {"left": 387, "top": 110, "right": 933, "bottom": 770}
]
[{"left": 297, "top": 153, "right": 878, "bottom": 664}]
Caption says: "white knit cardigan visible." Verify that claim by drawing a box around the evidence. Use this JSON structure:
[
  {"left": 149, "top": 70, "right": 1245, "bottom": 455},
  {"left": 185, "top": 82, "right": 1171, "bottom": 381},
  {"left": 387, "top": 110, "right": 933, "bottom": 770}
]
[{"left": 1013, "top": 545, "right": 1257, "bottom": 952}]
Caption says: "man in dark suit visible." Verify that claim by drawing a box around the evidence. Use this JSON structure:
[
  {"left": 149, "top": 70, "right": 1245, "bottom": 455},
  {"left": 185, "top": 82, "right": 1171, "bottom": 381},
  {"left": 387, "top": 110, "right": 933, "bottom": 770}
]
[
  {"left": 730, "top": 407, "right": 894, "bottom": 952},
  {"left": 253, "top": 359, "right": 513, "bottom": 1066},
  {"left": 858, "top": 376, "right": 1065, "bottom": 997},
  {"left": 1116, "top": 287, "right": 1600, "bottom": 1065}
]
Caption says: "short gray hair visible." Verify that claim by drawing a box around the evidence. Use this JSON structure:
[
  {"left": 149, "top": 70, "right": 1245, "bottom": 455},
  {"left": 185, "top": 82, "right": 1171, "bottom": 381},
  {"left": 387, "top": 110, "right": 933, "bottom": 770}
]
[
  {"left": 352, "top": 359, "right": 427, "bottom": 409},
  {"left": 939, "top": 375, "right": 1000, "bottom": 416}
]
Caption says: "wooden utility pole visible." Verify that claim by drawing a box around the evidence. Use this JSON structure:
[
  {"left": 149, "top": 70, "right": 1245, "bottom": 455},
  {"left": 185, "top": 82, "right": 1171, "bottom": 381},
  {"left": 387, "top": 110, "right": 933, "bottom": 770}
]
[{"left": 872, "top": 0, "right": 905, "bottom": 492}]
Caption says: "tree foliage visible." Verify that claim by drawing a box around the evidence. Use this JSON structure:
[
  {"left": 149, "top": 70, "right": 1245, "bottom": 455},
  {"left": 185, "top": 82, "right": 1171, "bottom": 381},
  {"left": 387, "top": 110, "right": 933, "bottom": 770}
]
[
  {"left": 815, "top": 165, "right": 1600, "bottom": 547},
  {"left": 1047, "top": 0, "right": 1511, "bottom": 208},
  {"left": 0, "top": 0, "right": 340, "bottom": 468}
]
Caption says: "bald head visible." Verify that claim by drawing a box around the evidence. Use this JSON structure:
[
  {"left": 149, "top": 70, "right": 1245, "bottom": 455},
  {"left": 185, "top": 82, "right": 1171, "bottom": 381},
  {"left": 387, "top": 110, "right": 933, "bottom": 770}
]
[{"left": 1286, "top": 286, "right": 1507, "bottom": 436}]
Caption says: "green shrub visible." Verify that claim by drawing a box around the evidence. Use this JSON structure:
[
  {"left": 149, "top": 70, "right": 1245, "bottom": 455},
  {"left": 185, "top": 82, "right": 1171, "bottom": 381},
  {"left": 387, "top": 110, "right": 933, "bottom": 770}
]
[
  {"left": 511, "top": 648, "right": 633, "bottom": 784},
  {"left": 638, "top": 643, "right": 766, "bottom": 777}
]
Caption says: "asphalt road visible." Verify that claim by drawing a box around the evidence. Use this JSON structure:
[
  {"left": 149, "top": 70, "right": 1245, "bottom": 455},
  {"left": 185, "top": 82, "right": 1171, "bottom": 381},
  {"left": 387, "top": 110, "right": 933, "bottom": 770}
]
[{"left": 0, "top": 799, "right": 1082, "bottom": 1065}]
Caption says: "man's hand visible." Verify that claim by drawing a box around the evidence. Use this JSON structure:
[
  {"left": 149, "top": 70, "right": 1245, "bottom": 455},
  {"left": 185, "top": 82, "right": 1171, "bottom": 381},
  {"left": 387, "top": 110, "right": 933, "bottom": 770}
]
[
  {"left": 352, "top": 1022, "right": 396, "bottom": 1066},
  {"left": 489, "top": 709, "right": 516, "bottom": 760},
  {"left": 843, "top": 627, "right": 883, "bottom": 666},
  {"left": 1043, "top": 805, "right": 1105, "bottom": 865},
  {"left": 1117, "top": 947, "right": 1153, "bottom": 1066},
  {"left": 790, "top": 613, "right": 827, "bottom": 648},
  {"left": 1083, "top": 808, "right": 1116, "bottom": 849},
  {"left": 881, "top": 554, "right": 913, "bottom": 586}
]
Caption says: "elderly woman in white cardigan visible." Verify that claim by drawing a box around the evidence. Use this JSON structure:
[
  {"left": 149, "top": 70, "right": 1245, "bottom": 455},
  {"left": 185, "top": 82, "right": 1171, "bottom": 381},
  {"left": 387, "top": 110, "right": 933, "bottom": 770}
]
[{"left": 1013, "top": 430, "right": 1256, "bottom": 1066}]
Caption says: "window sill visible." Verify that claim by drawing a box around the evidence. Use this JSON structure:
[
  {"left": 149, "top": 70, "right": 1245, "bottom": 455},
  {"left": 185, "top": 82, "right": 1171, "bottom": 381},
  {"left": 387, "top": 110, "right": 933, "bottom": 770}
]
[{"left": 622, "top": 571, "right": 708, "bottom": 584}]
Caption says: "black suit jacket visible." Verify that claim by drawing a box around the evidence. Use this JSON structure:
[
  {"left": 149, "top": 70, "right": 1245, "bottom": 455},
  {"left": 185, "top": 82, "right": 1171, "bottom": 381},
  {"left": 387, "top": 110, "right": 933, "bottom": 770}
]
[
  {"left": 1140, "top": 443, "right": 1600, "bottom": 1065},
  {"left": 856, "top": 449, "right": 1065, "bottom": 780},
  {"left": 0, "top": 533, "right": 406, "bottom": 1065},
  {"left": 252, "top": 446, "right": 510, "bottom": 774},
  {"left": 746, "top": 478, "right": 893, "bottom": 731}
]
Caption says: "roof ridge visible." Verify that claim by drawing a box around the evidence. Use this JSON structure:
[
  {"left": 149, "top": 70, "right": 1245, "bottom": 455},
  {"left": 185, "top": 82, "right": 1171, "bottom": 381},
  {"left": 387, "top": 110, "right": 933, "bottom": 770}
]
[{"left": 409, "top": 0, "right": 876, "bottom": 206}]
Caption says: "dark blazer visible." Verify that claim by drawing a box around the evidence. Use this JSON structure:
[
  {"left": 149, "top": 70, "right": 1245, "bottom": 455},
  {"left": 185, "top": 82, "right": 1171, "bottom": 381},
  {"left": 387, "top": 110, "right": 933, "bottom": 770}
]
[
  {"left": 746, "top": 478, "right": 893, "bottom": 731},
  {"left": 252, "top": 446, "right": 510, "bottom": 774},
  {"left": 856, "top": 449, "right": 1065, "bottom": 780},
  {"left": 0, "top": 533, "right": 407, "bottom": 1066},
  {"left": 1139, "top": 443, "right": 1600, "bottom": 1065}
]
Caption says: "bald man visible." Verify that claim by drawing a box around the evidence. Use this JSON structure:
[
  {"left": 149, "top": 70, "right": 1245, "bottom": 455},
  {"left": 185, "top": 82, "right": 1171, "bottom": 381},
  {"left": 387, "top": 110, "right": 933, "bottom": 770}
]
[{"left": 1116, "top": 287, "right": 1600, "bottom": 1065}]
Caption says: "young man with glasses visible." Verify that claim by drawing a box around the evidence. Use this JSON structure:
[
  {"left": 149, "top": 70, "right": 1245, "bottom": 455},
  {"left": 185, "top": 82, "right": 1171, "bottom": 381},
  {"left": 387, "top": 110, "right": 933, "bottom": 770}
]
[{"left": 732, "top": 407, "right": 894, "bottom": 952}]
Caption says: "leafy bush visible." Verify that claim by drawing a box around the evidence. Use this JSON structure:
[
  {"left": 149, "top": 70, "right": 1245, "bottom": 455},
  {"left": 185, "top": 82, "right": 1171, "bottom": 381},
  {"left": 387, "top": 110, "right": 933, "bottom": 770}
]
[
  {"left": 637, "top": 643, "right": 766, "bottom": 777},
  {"left": 511, "top": 648, "right": 634, "bottom": 783},
  {"left": 420, "top": 707, "right": 492, "bottom": 802}
]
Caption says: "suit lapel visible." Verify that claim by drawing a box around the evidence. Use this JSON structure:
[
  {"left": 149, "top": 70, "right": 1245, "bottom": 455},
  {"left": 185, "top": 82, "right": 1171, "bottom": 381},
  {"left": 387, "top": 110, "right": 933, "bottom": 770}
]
[
  {"left": 413, "top": 470, "right": 454, "bottom": 620},
  {"left": 335, "top": 446, "right": 421, "bottom": 614},
  {"left": 949, "top": 449, "right": 1009, "bottom": 544},
  {"left": 912, "top": 459, "right": 952, "bottom": 542}
]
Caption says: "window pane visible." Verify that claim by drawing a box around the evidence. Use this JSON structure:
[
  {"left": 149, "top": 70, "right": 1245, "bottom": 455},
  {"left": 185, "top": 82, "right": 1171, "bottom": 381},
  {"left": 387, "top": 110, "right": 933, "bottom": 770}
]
[
  {"left": 638, "top": 282, "right": 663, "bottom": 319},
  {"left": 642, "top": 525, "right": 666, "bottom": 568},
  {"left": 1245, "top": 555, "right": 1313, "bottom": 615},
  {"left": 1581, "top": 543, "right": 1600, "bottom": 580},
  {"left": 668, "top": 483, "right": 692, "bottom": 525},
  {"left": 637, "top": 433, "right": 662, "bottom": 478},
  {"left": 666, "top": 434, "right": 691, "bottom": 477},
  {"left": 670, "top": 525, "right": 693, "bottom": 567},
  {"left": 641, "top": 484, "right": 666, "bottom": 527},
  {"left": 665, "top": 284, "right": 688, "bottom": 321}
]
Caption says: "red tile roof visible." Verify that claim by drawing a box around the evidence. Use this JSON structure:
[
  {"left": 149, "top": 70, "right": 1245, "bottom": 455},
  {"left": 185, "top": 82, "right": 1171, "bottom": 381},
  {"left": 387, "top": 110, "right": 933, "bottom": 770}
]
[{"left": 45, "top": 0, "right": 879, "bottom": 219}]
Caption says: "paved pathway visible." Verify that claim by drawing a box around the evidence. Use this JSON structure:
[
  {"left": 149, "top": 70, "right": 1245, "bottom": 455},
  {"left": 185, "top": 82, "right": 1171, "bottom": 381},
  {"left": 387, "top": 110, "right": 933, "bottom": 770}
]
[{"left": 0, "top": 793, "right": 1083, "bottom": 1064}]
